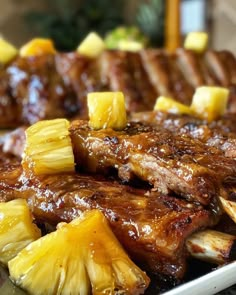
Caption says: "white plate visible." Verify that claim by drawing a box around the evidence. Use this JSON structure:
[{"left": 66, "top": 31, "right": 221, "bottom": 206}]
[
  {"left": 164, "top": 261, "right": 236, "bottom": 295},
  {"left": 0, "top": 262, "right": 235, "bottom": 294}
]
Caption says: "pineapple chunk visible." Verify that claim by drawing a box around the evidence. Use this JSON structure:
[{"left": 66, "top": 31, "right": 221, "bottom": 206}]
[
  {"left": 22, "top": 119, "right": 75, "bottom": 175},
  {"left": 190, "top": 86, "right": 229, "bottom": 122},
  {"left": 19, "top": 38, "right": 56, "bottom": 57},
  {"left": 77, "top": 32, "right": 105, "bottom": 58},
  {"left": 118, "top": 40, "right": 144, "bottom": 52},
  {"left": 154, "top": 96, "right": 193, "bottom": 115},
  {"left": 0, "top": 199, "right": 41, "bottom": 265},
  {"left": 184, "top": 32, "right": 208, "bottom": 53},
  {"left": 88, "top": 91, "right": 127, "bottom": 130},
  {"left": 9, "top": 210, "right": 150, "bottom": 295},
  {"left": 0, "top": 38, "right": 18, "bottom": 64}
]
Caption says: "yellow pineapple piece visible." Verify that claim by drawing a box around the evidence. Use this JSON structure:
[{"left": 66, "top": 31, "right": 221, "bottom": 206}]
[
  {"left": 118, "top": 40, "right": 144, "bottom": 52},
  {"left": 0, "top": 199, "right": 41, "bottom": 265},
  {"left": 22, "top": 118, "right": 75, "bottom": 175},
  {"left": 190, "top": 86, "right": 229, "bottom": 122},
  {"left": 19, "top": 38, "right": 56, "bottom": 57},
  {"left": 154, "top": 96, "right": 193, "bottom": 115},
  {"left": 9, "top": 210, "right": 150, "bottom": 295},
  {"left": 77, "top": 32, "right": 105, "bottom": 58},
  {"left": 88, "top": 91, "right": 127, "bottom": 130},
  {"left": 184, "top": 32, "right": 208, "bottom": 53},
  {"left": 0, "top": 38, "right": 18, "bottom": 64}
]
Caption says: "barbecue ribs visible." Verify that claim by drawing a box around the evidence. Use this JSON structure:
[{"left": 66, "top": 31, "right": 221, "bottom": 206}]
[
  {"left": 1, "top": 117, "right": 236, "bottom": 206},
  {"left": 0, "top": 151, "right": 212, "bottom": 279},
  {"left": 0, "top": 49, "right": 236, "bottom": 127}
]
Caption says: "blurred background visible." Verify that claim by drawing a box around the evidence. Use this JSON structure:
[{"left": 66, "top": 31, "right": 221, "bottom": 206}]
[{"left": 0, "top": 0, "right": 235, "bottom": 53}]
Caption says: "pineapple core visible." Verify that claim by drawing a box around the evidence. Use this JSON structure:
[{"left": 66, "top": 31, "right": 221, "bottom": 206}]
[
  {"left": 22, "top": 118, "right": 75, "bottom": 175},
  {"left": 0, "top": 38, "right": 18, "bottom": 64},
  {"left": 190, "top": 86, "right": 229, "bottom": 122},
  {"left": 88, "top": 91, "right": 127, "bottom": 130},
  {"left": 77, "top": 32, "right": 105, "bottom": 58},
  {"left": 154, "top": 96, "right": 193, "bottom": 115},
  {"left": 9, "top": 210, "right": 150, "bottom": 295},
  {"left": 184, "top": 32, "right": 208, "bottom": 53},
  {"left": 0, "top": 199, "right": 41, "bottom": 265},
  {"left": 19, "top": 38, "right": 56, "bottom": 57}
]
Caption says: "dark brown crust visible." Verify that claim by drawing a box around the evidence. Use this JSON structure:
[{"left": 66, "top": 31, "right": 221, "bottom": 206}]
[{"left": 131, "top": 111, "right": 236, "bottom": 158}]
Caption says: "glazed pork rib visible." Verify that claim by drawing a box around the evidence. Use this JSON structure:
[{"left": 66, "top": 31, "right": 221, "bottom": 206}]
[
  {"left": 69, "top": 120, "right": 236, "bottom": 206},
  {"left": 0, "top": 154, "right": 212, "bottom": 280}
]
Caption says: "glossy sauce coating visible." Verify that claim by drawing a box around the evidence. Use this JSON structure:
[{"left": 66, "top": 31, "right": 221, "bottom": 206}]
[
  {"left": 0, "top": 152, "right": 212, "bottom": 279},
  {"left": 70, "top": 120, "right": 236, "bottom": 205}
]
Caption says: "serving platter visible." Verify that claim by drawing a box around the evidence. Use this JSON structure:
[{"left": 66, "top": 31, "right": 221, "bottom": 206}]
[
  {"left": 165, "top": 262, "right": 236, "bottom": 295},
  {"left": 0, "top": 262, "right": 235, "bottom": 294}
]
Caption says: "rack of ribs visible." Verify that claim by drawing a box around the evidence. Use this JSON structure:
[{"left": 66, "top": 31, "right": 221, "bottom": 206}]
[
  {"left": 0, "top": 150, "right": 213, "bottom": 280},
  {"left": 0, "top": 48, "right": 236, "bottom": 127}
]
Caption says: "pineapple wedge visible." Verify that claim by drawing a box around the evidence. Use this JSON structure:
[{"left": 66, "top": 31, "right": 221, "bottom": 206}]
[
  {"left": 22, "top": 119, "right": 75, "bottom": 175},
  {"left": 190, "top": 86, "right": 229, "bottom": 122},
  {"left": 0, "top": 199, "right": 41, "bottom": 265},
  {"left": 88, "top": 91, "right": 127, "bottom": 130},
  {"left": 154, "top": 96, "right": 193, "bottom": 115},
  {"left": 0, "top": 38, "right": 18, "bottom": 64},
  {"left": 19, "top": 38, "right": 56, "bottom": 57},
  {"left": 77, "top": 32, "right": 105, "bottom": 58},
  {"left": 9, "top": 210, "right": 150, "bottom": 295},
  {"left": 184, "top": 32, "right": 208, "bottom": 53}
]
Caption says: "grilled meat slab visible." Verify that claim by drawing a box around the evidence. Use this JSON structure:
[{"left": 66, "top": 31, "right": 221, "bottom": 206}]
[
  {"left": 70, "top": 120, "right": 236, "bottom": 205},
  {"left": 0, "top": 152, "right": 212, "bottom": 279}
]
